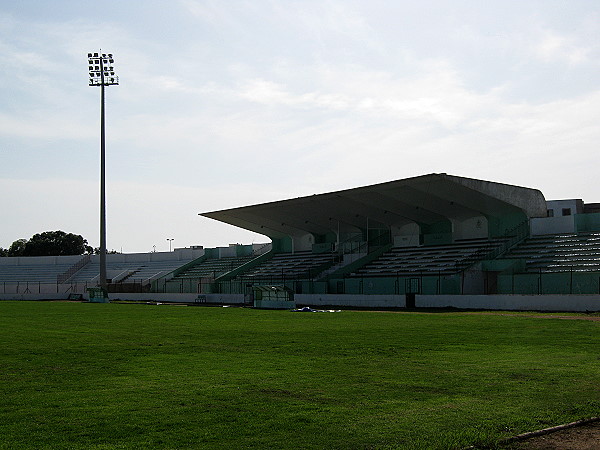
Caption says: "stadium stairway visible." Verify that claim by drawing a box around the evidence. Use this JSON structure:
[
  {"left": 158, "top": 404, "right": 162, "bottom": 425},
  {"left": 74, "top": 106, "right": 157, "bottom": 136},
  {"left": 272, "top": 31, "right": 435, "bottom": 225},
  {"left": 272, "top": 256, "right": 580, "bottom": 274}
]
[
  {"left": 233, "top": 251, "right": 340, "bottom": 282},
  {"left": 69, "top": 259, "right": 194, "bottom": 285},
  {"left": 169, "top": 255, "right": 257, "bottom": 281}
]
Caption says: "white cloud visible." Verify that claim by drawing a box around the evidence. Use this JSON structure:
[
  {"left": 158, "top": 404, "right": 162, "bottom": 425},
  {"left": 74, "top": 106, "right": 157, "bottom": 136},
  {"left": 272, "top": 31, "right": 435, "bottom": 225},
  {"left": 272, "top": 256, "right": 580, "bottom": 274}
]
[
  {"left": 231, "top": 62, "right": 499, "bottom": 130},
  {"left": 533, "top": 31, "right": 592, "bottom": 64},
  {"left": 0, "top": 111, "right": 94, "bottom": 140}
]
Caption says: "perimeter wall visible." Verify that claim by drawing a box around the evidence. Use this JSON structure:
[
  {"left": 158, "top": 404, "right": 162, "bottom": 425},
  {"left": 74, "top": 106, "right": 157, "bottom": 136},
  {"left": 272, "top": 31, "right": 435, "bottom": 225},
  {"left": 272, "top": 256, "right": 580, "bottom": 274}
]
[{"left": 3, "top": 292, "right": 598, "bottom": 312}]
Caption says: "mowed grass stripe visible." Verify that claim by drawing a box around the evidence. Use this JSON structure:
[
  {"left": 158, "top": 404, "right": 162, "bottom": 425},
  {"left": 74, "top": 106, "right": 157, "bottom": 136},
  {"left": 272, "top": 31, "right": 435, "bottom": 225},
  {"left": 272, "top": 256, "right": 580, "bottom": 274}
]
[{"left": 0, "top": 302, "right": 598, "bottom": 449}]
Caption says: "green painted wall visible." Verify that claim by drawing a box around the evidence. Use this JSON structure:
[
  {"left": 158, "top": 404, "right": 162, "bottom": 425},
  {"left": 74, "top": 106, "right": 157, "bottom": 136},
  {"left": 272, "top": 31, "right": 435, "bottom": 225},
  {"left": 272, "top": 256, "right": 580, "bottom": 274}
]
[
  {"left": 236, "top": 245, "right": 254, "bottom": 257},
  {"left": 312, "top": 242, "right": 333, "bottom": 254},
  {"left": 367, "top": 228, "right": 392, "bottom": 246},
  {"left": 272, "top": 237, "right": 293, "bottom": 253},
  {"left": 422, "top": 233, "right": 453, "bottom": 246},
  {"left": 327, "top": 274, "right": 462, "bottom": 295},
  {"left": 421, "top": 220, "right": 452, "bottom": 235},
  {"left": 295, "top": 280, "right": 327, "bottom": 294},
  {"left": 575, "top": 213, "right": 600, "bottom": 233},
  {"left": 487, "top": 212, "right": 527, "bottom": 238},
  {"left": 421, "top": 221, "right": 452, "bottom": 246},
  {"left": 498, "top": 272, "right": 600, "bottom": 295},
  {"left": 204, "top": 248, "right": 219, "bottom": 259},
  {"left": 482, "top": 259, "right": 526, "bottom": 273}
]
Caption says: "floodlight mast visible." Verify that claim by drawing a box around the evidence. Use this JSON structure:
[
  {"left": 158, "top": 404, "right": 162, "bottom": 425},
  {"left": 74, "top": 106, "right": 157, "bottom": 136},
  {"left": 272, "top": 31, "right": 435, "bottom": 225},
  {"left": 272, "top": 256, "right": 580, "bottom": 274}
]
[{"left": 88, "top": 51, "right": 118, "bottom": 292}]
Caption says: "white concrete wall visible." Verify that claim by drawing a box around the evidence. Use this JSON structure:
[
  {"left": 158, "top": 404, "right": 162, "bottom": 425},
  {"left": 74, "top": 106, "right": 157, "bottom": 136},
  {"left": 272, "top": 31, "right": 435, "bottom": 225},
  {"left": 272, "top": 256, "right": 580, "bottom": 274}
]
[
  {"left": 0, "top": 249, "right": 205, "bottom": 268},
  {"left": 0, "top": 293, "right": 70, "bottom": 301},
  {"left": 451, "top": 216, "right": 488, "bottom": 240},
  {"left": 296, "top": 294, "right": 406, "bottom": 308},
  {"left": 254, "top": 299, "right": 296, "bottom": 309},
  {"left": 530, "top": 216, "right": 575, "bottom": 235},
  {"left": 393, "top": 234, "right": 420, "bottom": 247},
  {"left": 91, "top": 248, "right": 204, "bottom": 263},
  {"left": 416, "top": 294, "right": 600, "bottom": 311},
  {"left": 0, "top": 292, "right": 246, "bottom": 303},
  {"left": 293, "top": 234, "right": 315, "bottom": 252},
  {"left": 2, "top": 291, "right": 597, "bottom": 312},
  {"left": 392, "top": 223, "right": 420, "bottom": 247},
  {"left": 0, "top": 255, "right": 82, "bottom": 266},
  {"left": 107, "top": 293, "right": 245, "bottom": 304},
  {"left": 546, "top": 199, "right": 583, "bottom": 217}
]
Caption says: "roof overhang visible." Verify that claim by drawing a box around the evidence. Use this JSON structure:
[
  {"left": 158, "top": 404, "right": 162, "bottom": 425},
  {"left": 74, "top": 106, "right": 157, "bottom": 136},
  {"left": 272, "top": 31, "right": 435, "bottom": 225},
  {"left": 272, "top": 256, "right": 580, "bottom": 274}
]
[{"left": 200, "top": 173, "right": 547, "bottom": 239}]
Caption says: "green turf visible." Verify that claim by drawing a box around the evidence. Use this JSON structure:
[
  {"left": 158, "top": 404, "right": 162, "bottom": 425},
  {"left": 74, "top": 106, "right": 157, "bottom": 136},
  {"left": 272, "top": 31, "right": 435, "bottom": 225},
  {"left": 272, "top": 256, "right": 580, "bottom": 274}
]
[{"left": 0, "top": 302, "right": 598, "bottom": 449}]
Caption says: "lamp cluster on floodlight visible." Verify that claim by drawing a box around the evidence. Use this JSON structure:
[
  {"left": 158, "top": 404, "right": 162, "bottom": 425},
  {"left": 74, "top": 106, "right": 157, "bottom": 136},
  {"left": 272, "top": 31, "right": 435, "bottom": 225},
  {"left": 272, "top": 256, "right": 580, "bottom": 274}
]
[{"left": 88, "top": 52, "right": 119, "bottom": 86}]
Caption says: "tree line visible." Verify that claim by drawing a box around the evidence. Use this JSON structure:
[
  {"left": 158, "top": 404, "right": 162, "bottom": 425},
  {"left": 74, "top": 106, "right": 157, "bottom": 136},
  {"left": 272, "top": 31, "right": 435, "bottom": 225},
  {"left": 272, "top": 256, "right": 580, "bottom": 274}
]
[{"left": 0, "top": 231, "right": 94, "bottom": 257}]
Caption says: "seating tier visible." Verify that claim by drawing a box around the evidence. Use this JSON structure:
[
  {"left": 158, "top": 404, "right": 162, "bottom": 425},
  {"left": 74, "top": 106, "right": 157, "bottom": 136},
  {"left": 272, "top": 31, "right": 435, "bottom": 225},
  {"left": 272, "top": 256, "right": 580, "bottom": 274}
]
[
  {"left": 351, "top": 239, "right": 506, "bottom": 277},
  {"left": 0, "top": 264, "right": 73, "bottom": 283},
  {"left": 70, "top": 259, "right": 192, "bottom": 283},
  {"left": 172, "top": 256, "right": 255, "bottom": 279},
  {"left": 499, "top": 232, "right": 600, "bottom": 273},
  {"left": 238, "top": 251, "right": 337, "bottom": 280}
]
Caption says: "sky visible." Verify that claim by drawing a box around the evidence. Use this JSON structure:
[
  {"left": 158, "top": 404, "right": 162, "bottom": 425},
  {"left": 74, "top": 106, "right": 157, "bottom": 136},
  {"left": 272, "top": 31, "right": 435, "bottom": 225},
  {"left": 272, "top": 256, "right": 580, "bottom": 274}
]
[{"left": 1, "top": 0, "right": 599, "bottom": 253}]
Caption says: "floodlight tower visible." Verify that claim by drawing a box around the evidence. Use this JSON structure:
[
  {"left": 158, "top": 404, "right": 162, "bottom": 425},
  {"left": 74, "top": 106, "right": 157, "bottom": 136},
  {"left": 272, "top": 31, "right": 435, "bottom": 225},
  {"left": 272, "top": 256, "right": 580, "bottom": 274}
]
[{"left": 88, "top": 51, "right": 118, "bottom": 291}]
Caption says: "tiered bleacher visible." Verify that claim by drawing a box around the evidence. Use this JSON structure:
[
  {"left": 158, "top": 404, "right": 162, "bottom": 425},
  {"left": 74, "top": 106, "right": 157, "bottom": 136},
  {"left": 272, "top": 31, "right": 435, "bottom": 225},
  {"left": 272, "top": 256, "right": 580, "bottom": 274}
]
[
  {"left": 69, "top": 259, "right": 192, "bottom": 284},
  {"left": 172, "top": 255, "right": 256, "bottom": 280},
  {"left": 499, "top": 232, "right": 600, "bottom": 273},
  {"left": 238, "top": 251, "right": 338, "bottom": 280},
  {"left": 351, "top": 239, "right": 507, "bottom": 277},
  {"left": 0, "top": 262, "right": 74, "bottom": 283},
  {"left": 0, "top": 249, "right": 203, "bottom": 295}
]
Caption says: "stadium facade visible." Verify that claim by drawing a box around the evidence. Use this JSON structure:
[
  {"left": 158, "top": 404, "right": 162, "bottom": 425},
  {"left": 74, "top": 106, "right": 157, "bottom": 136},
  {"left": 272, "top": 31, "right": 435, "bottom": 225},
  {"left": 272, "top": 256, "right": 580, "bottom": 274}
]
[{"left": 2, "top": 174, "right": 600, "bottom": 310}]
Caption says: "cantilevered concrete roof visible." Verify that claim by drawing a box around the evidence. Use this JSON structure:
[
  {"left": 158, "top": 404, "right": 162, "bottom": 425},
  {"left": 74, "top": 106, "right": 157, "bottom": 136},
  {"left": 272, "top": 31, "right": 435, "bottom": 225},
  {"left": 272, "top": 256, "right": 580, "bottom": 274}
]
[{"left": 200, "top": 174, "right": 547, "bottom": 239}]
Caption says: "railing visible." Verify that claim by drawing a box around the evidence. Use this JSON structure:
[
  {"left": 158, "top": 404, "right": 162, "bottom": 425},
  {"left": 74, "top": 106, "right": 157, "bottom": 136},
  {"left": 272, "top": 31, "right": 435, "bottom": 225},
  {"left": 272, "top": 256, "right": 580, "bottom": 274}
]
[
  {"left": 1, "top": 280, "right": 94, "bottom": 295},
  {"left": 367, "top": 229, "right": 392, "bottom": 250},
  {"left": 460, "top": 219, "right": 531, "bottom": 273},
  {"left": 337, "top": 235, "right": 367, "bottom": 256},
  {"left": 251, "top": 242, "right": 272, "bottom": 256},
  {"left": 57, "top": 254, "right": 91, "bottom": 284},
  {"left": 336, "top": 229, "right": 392, "bottom": 257},
  {"left": 493, "top": 219, "right": 531, "bottom": 259}
]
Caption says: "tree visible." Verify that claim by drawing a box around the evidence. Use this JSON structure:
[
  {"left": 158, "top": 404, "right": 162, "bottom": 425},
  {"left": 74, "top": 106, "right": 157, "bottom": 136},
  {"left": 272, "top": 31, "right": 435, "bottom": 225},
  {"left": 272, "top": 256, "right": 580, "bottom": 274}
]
[
  {"left": 0, "top": 247, "right": 7, "bottom": 257},
  {"left": 93, "top": 247, "right": 120, "bottom": 255},
  {"left": 22, "top": 231, "right": 93, "bottom": 256},
  {"left": 8, "top": 239, "right": 27, "bottom": 257},
  {"left": 2, "top": 232, "right": 93, "bottom": 257}
]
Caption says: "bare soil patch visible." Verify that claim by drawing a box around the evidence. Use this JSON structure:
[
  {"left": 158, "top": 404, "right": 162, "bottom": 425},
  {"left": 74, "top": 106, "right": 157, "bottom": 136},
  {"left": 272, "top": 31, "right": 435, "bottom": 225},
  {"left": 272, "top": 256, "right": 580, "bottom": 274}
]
[{"left": 508, "top": 420, "right": 600, "bottom": 449}]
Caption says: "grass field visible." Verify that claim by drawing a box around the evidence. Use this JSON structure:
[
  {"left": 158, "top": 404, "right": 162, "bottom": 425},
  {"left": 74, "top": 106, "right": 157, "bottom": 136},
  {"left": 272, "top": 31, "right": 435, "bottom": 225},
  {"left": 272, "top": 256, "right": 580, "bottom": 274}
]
[{"left": 0, "top": 301, "right": 598, "bottom": 449}]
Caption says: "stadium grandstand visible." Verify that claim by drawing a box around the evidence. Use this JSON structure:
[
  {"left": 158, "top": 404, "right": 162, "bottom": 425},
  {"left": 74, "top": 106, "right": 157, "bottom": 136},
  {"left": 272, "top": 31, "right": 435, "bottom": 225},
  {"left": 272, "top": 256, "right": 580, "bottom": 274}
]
[{"left": 2, "top": 174, "right": 600, "bottom": 310}]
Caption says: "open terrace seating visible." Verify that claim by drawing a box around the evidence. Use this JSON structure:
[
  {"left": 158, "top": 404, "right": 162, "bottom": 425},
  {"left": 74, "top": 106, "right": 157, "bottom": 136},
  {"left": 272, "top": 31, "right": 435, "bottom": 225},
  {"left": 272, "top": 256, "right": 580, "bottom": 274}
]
[
  {"left": 238, "top": 251, "right": 338, "bottom": 281},
  {"left": 0, "top": 263, "right": 74, "bottom": 283},
  {"left": 500, "top": 232, "right": 600, "bottom": 273},
  {"left": 172, "top": 255, "right": 256, "bottom": 280},
  {"left": 69, "top": 259, "right": 193, "bottom": 284},
  {"left": 351, "top": 238, "right": 506, "bottom": 277}
]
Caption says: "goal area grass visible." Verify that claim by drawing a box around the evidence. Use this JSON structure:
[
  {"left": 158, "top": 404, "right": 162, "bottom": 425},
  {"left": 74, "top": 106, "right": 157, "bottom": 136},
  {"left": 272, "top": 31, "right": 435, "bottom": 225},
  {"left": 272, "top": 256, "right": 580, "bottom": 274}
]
[{"left": 0, "top": 301, "right": 598, "bottom": 449}]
